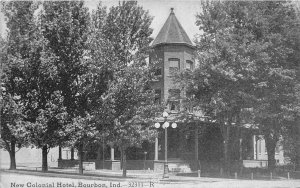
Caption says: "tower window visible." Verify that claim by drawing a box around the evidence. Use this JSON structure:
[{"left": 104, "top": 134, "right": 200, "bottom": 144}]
[
  {"left": 169, "top": 101, "right": 179, "bottom": 111},
  {"left": 169, "top": 58, "right": 180, "bottom": 74},
  {"left": 186, "top": 60, "right": 193, "bottom": 70},
  {"left": 171, "top": 103, "right": 176, "bottom": 111}
]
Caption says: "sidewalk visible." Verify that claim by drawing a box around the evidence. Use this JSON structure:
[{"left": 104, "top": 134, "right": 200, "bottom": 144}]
[
  {"left": 2, "top": 166, "right": 299, "bottom": 185},
  {"left": 0, "top": 166, "right": 234, "bottom": 183}
]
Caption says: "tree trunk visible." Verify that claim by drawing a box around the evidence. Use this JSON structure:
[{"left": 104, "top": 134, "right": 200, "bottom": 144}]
[
  {"left": 71, "top": 147, "right": 74, "bottom": 160},
  {"left": 239, "top": 138, "right": 243, "bottom": 175},
  {"left": 296, "top": 54, "right": 300, "bottom": 171},
  {"left": 96, "top": 144, "right": 101, "bottom": 161},
  {"left": 121, "top": 148, "right": 127, "bottom": 177},
  {"left": 296, "top": 117, "right": 300, "bottom": 171},
  {"left": 58, "top": 146, "right": 62, "bottom": 160},
  {"left": 78, "top": 143, "right": 84, "bottom": 174},
  {"left": 120, "top": 148, "right": 123, "bottom": 170},
  {"left": 265, "top": 136, "right": 277, "bottom": 171},
  {"left": 223, "top": 125, "right": 231, "bottom": 175},
  {"left": 9, "top": 140, "right": 16, "bottom": 170},
  {"left": 42, "top": 145, "right": 48, "bottom": 172}
]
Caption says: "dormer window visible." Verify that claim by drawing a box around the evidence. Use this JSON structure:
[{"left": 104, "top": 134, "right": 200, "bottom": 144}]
[
  {"left": 186, "top": 60, "right": 193, "bottom": 70},
  {"left": 169, "top": 58, "right": 180, "bottom": 74}
]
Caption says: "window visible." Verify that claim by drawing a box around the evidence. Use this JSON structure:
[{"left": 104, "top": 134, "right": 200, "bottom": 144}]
[
  {"left": 169, "top": 101, "right": 179, "bottom": 112},
  {"left": 155, "top": 89, "right": 161, "bottom": 104},
  {"left": 265, "top": 143, "right": 267, "bottom": 154},
  {"left": 186, "top": 60, "right": 193, "bottom": 70},
  {"left": 258, "top": 140, "right": 261, "bottom": 155},
  {"left": 169, "top": 58, "right": 180, "bottom": 74},
  {"left": 170, "top": 103, "right": 176, "bottom": 111}
]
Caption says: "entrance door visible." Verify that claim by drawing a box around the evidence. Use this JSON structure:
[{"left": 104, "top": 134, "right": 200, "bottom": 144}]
[{"left": 168, "top": 127, "right": 180, "bottom": 159}]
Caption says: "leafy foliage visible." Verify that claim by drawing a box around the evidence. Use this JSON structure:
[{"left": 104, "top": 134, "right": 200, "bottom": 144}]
[
  {"left": 25, "top": 91, "right": 67, "bottom": 148},
  {"left": 103, "top": 1, "right": 153, "bottom": 70},
  {"left": 180, "top": 1, "right": 300, "bottom": 171},
  {"left": 96, "top": 1, "right": 161, "bottom": 177},
  {"left": 101, "top": 64, "right": 161, "bottom": 148},
  {"left": 0, "top": 91, "right": 28, "bottom": 151},
  {"left": 1, "top": 1, "right": 38, "bottom": 170},
  {"left": 41, "top": 1, "right": 90, "bottom": 117}
]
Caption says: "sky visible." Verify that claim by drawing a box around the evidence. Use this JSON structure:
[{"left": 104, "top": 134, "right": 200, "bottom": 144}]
[
  {"left": 87, "top": 0, "right": 203, "bottom": 42},
  {"left": 0, "top": 0, "right": 203, "bottom": 42}
]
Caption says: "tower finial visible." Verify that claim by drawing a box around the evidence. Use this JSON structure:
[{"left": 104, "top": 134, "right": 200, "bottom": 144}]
[{"left": 170, "top": 8, "right": 174, "bottom": 14}]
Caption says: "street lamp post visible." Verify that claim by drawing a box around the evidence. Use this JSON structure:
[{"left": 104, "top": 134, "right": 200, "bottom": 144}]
[
  {"left": 143, "top": 151, "right": 147, "bottom": 170},
  {"left": 154, "top": 111, "right": 177, "bottom": 179},
  {"left": 102, "top": 135, "right": 105, "bottom": 169}
]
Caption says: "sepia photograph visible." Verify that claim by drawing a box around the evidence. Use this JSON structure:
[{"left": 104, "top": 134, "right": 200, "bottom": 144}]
[{"left": 0, "top": 0, "right": 300, "bottom": 187}]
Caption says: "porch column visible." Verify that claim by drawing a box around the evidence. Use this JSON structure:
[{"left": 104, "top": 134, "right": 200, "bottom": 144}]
[
  {"left": 71, "top": 148, "right": 74, "bottom": 160},
  {"left": 110, "top": 147, "right": 115, "bottom": 161},
  {"left": 239, "top": 138, "right": 243, "bottom": 160},
  {"left": 155, "top": 137, "right": 158, "bottom": 161},
  {"left": 195, "top": 126, "right": 199, "bottom": 161},
  {"left": 253, "top": 135, "right": 256, "bottom": 160},
  {"left": 58, "top": 146, "right": 62, "bottom": 160}
]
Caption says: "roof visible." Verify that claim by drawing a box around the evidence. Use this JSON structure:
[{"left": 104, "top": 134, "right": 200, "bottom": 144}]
[{"left": 152, "top": 8, "right": 194, "bottom": 48}]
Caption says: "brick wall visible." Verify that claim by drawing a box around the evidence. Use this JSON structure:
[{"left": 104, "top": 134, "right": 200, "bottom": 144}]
[{"left": 150, "top": 44, "right": 195, "bottom": 105}]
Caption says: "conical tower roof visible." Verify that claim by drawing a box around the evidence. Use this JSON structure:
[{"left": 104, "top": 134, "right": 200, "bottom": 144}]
[{"left": 152, "top": 8, "right": 193, "bottom": 47}]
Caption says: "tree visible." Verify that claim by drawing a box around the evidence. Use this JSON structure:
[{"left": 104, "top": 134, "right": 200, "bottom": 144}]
[
  {"left": 0, "top": 1, "right": 37, "bottom": 170},
  {"left": 2, "top": 0, "right": 71, "bottom": 172},
  {"left": 0, "top": 90, "right": 28, "bottom": 170},
  {"left": 279, "top": 1, "right": 300, "bottom": 171},
  {"left": 25, "top": 91, "right": 67, "bottom": 172},
  {"left": 249, "top": 1, "right": 300, "bottom": 170},
  {"left": 185, "top": 1, "right": 260, "bottom": 174},
  {"left": 62, "top": 114, "right": 99, "bottom": 174},
  {"left": 98, "top": 1, "right": 161, "bottom": 177},
  {"left": 40, "top": 1, "right": 91, "bottom": 173},
  {"left": 185, "top": 0, "right": 300, "bottom": 172},
  {"left": 102, "top": 1, "right": 153, "bottom": 72},
  {"left": 41, "top": 1, "right": 90, "bottom": 117},
  {"left": 101, "top": 63, "right": 161, "bottom": 177}
]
